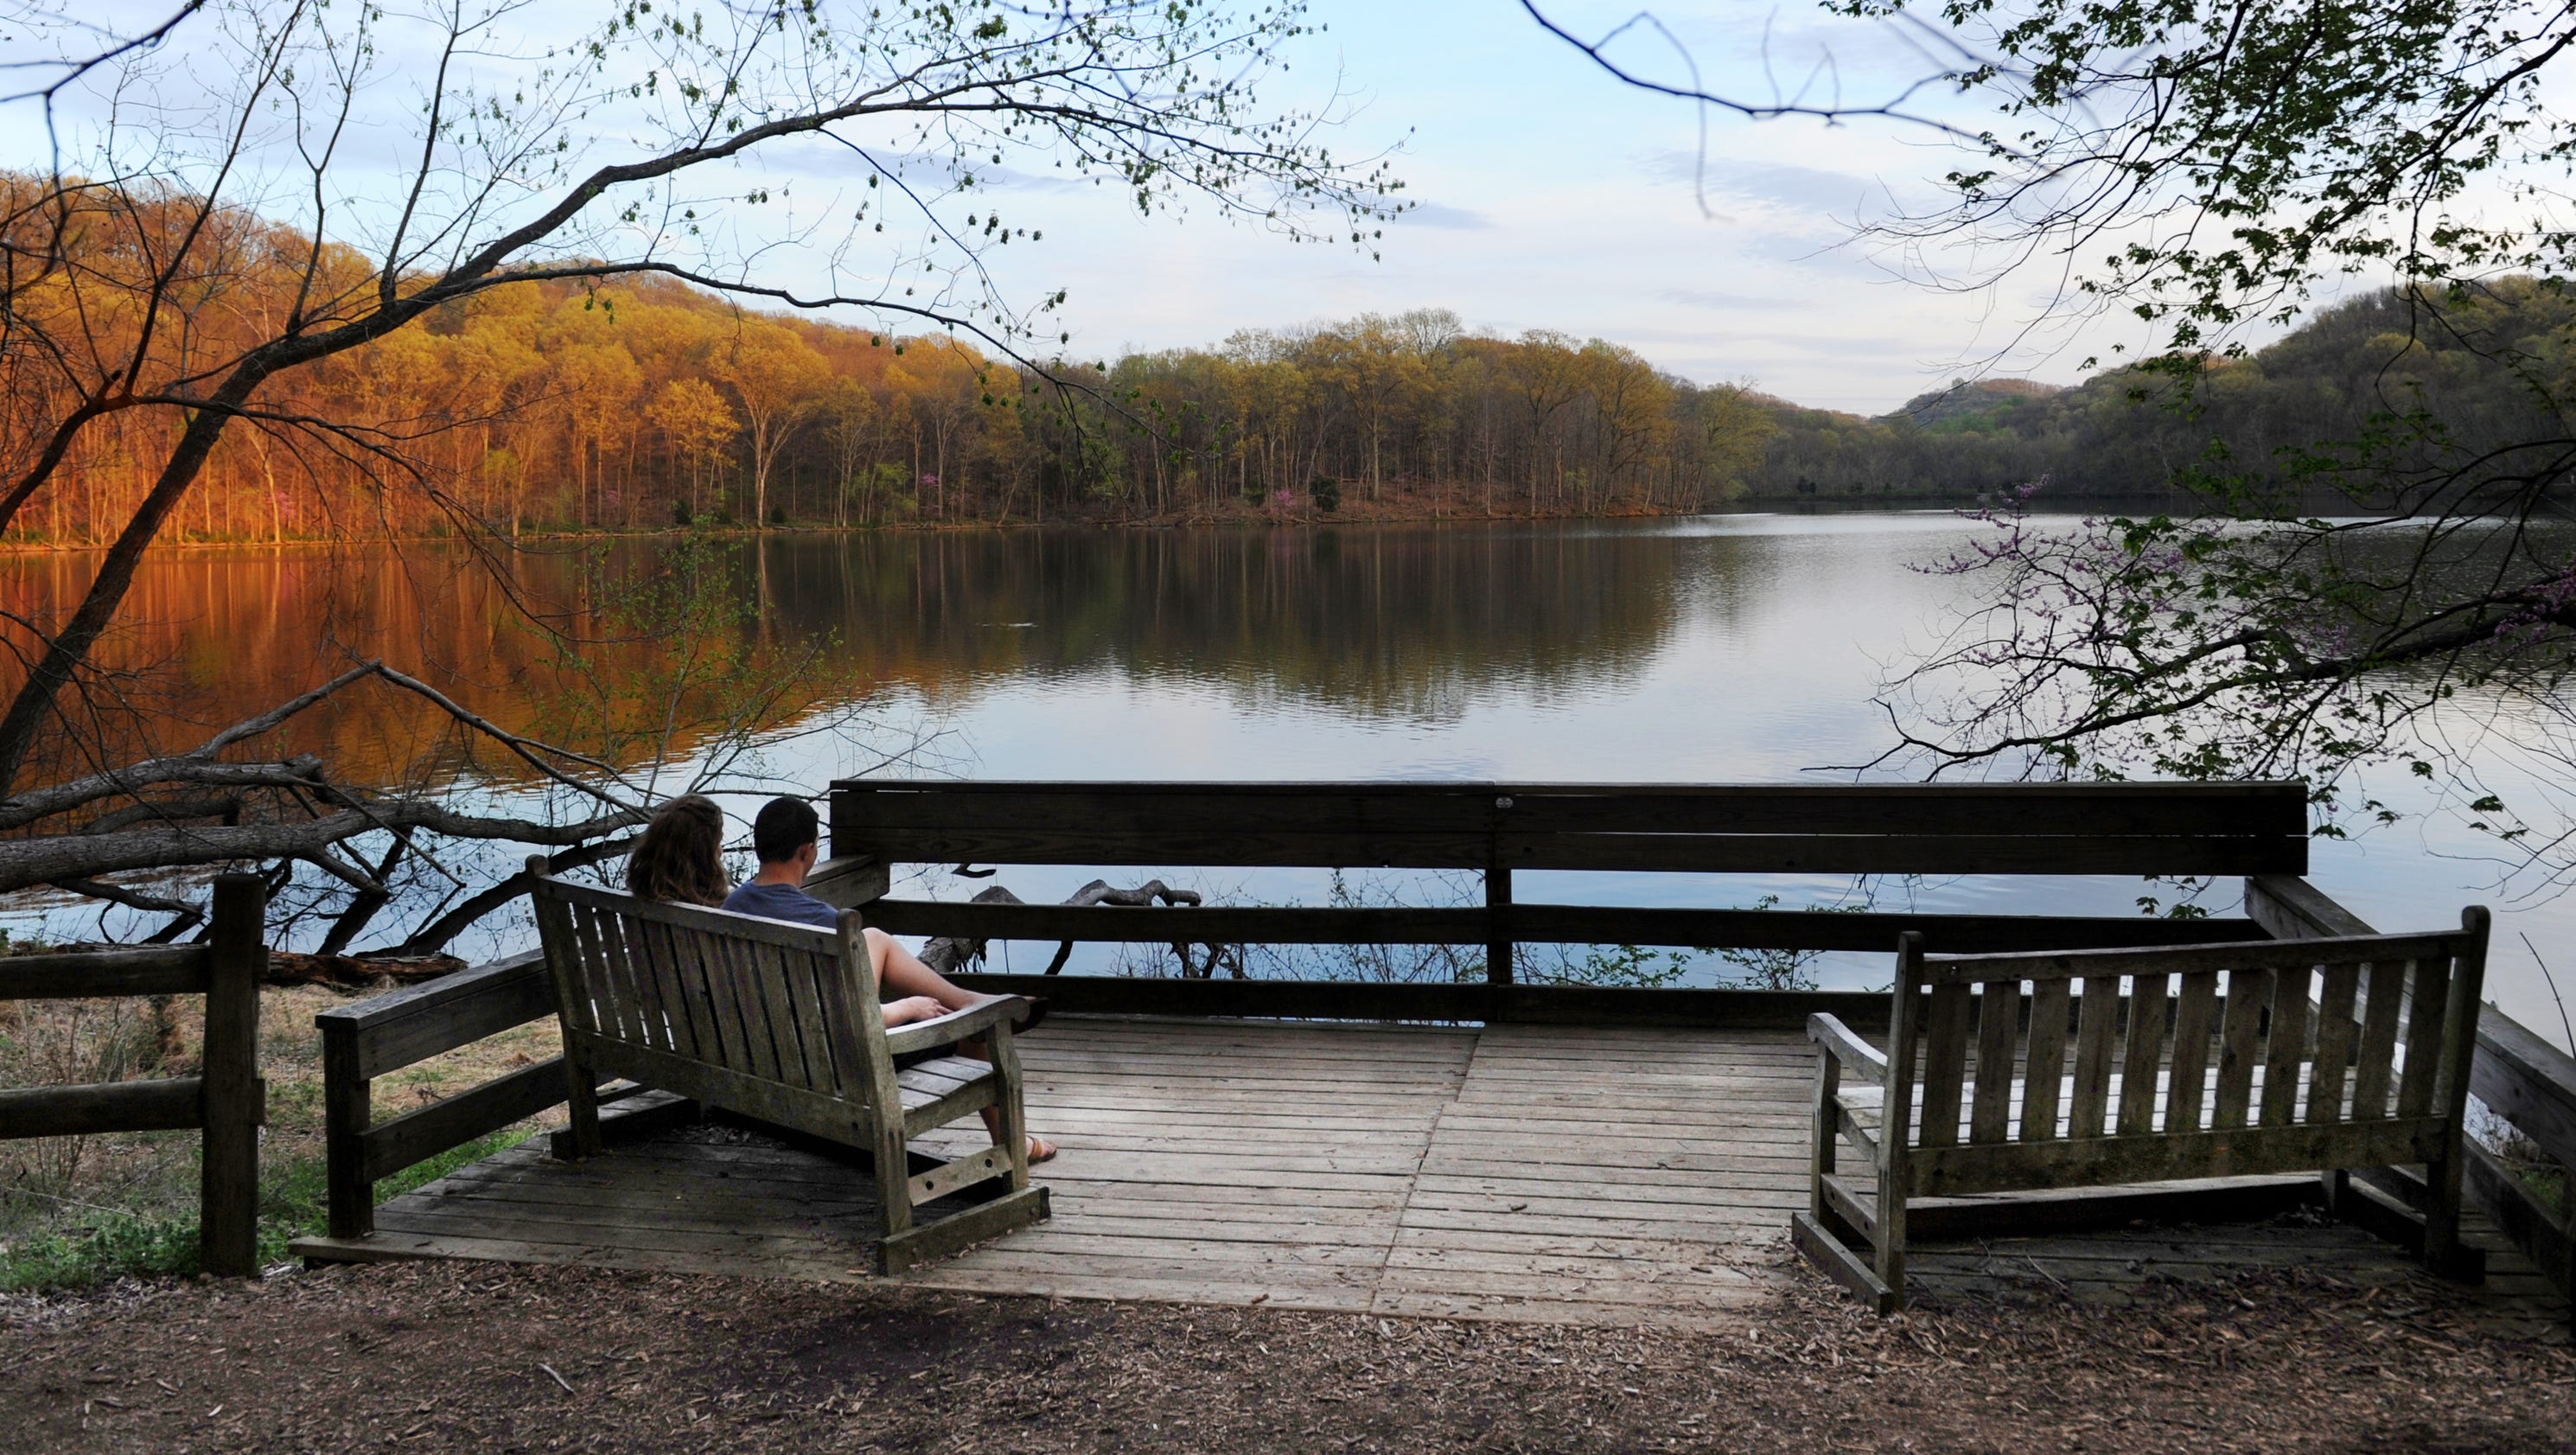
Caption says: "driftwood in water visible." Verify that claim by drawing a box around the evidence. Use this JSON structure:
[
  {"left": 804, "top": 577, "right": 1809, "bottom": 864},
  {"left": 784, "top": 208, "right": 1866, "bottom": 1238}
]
[{"left": 919, "top": 878, "right": 1233, "bottom": 978}]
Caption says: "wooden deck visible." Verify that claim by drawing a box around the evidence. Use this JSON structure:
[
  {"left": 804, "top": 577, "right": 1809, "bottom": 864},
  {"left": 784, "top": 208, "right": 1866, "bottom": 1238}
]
[{"left": 298, "top": 1015, "right": 2570, "bottom": 1333}]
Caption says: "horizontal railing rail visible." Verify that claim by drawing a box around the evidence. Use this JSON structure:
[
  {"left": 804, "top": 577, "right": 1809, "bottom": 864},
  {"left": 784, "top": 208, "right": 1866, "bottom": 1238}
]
[
  {"left": 862, "top": 898, "right": 2270, "bottom": 954},
  {"left": 834, "top": 779, "right": 2311, "bottom": 837},
  {"left": 833, "top": 779, "right": 2312, "bottom": 991},
  {"left": 830, "top": 780, "right": 2313, "bottom": 881},
  {"left": 0, "top": 876, "right": 265, "bottom": 1276}
]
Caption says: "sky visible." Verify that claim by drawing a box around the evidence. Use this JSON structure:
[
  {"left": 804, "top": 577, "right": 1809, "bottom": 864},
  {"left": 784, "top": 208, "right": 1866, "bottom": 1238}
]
[
  {"left": 3, "top": 2, "right": 2207, "bottom": 413},
  {"left": 928, "top": 0, "right": 2130, "bottom": 414}
]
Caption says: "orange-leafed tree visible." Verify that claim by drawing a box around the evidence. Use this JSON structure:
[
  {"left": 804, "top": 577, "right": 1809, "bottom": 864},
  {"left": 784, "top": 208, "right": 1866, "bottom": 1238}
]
[{"left": 0, "top": 0, "right": 1403, "bottom": 944}]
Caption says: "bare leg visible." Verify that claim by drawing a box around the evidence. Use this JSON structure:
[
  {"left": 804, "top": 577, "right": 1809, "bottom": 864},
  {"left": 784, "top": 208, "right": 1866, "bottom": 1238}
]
[
  {"left": 862, "top": 928, "right": 1055, "bottom": 1161},
  {"left": 864, "top": 928, "right": 996, "bottom": 1012}
]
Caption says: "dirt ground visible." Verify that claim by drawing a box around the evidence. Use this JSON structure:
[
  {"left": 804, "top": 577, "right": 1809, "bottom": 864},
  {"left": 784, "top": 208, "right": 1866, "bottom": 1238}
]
[{"left": 5, "top": 1254, "right": 2573, "bottom": 1454}]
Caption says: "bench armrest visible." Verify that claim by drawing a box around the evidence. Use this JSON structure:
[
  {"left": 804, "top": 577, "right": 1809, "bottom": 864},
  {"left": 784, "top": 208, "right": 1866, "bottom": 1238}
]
[
  {"left": 883, "top": 995, "right": 1031, "bottom": 1057},
  {"left": 1808, "top": 1013, "right": 1887, "bottom": 1075}
]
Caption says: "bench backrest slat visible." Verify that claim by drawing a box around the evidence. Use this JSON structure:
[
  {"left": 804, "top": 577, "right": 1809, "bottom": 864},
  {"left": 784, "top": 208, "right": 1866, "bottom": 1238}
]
[
  {"left": 2213, "top": 968, "right": 2268, "bottom": 1130},
  {"left": 2019, "top": 980, "right": 2072, "bottom": 1142},
  {"left": 2398, "top": 953, "right": 2455, "bottom": 1120},
  {"left": 2260, "top": 965, "right": 2312, "bottom": 1127},
  {"left": 1970, "top": 984, "right": 2018, "bottom": 1145},
  {"left": 1916, "top": 983, "right": 1973, "bottom": 1147},
  {"left": 1889, "top": 917, "right": 2489, "bottom": 1198},
  {"left": 832, "top": 781, "right": 2310, "bottom": 877},
  {"left": 2309, "top": 962, "right": 2363, "bottom": 1125},
  {"left": 2067, "top": 974, "right": 2122, "bottom": 1139},
  {"left": 2350, "top": 959, "right": 2408, "bottom": 1120},
  {"left": 2165, "top": 970, "right": 2221, "bottom": 1132}
]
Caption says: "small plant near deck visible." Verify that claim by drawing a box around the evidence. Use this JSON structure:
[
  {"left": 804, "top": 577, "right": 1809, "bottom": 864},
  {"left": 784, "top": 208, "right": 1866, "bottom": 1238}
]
[
  {"left": 2484, "top": 1120, "right": 2570, "bottom": 1218},
  {"left": 1535, "top": 943, "right": 1700, "bottom": 989},
  {"left": 1527, "top": 897, "right": 1850, "bottom": 991}
]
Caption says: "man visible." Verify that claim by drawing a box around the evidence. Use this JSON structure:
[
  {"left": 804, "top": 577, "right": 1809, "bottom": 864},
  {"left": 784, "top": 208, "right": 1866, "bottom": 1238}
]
[{"left": 723, "top": 796, "right": 1055, "bottom": 1162}]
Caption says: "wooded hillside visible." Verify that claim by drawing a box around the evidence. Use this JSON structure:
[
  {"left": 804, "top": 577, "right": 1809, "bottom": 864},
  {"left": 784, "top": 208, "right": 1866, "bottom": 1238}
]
[{"left": 1748, "top": 280, "right": 2576, "bottom": 504}]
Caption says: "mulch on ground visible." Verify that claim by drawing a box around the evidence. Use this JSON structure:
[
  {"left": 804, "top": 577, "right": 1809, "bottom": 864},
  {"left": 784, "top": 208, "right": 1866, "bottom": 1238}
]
[{"left": 4, "top": 1254, "right": 2572, "bottom": 1453}]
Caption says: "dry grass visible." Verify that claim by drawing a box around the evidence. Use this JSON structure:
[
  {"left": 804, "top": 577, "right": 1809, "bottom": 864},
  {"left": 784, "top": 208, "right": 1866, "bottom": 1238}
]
[{"left": 0, "top": 976, "right": 564, "bottom": 1286}]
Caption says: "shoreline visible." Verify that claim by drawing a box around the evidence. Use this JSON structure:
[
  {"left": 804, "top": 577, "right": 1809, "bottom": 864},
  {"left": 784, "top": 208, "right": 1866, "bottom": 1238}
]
[{"left": 0, "top": 493, "right": 2063, "bottom": 554}]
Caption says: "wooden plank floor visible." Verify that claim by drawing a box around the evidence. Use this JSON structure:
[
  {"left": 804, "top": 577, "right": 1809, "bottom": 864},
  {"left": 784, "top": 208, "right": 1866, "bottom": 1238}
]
[{"left": 303, "top": 1015, "right": 2570, "bottom": 1333}]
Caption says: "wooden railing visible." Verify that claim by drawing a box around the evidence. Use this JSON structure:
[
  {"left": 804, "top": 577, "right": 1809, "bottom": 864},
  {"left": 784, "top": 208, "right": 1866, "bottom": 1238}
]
[
  {"left": 314, "top": 950, "right": 558, "bottom": 1241},
  {"left": 832, "top": 779, "right": 2311, "bottom": 989},
  {"left": 0, "top": 875, "right": 265, "bottom": 1276},
  {"left": 309, "top": 948, "right": 697, "bottom": 1243}
]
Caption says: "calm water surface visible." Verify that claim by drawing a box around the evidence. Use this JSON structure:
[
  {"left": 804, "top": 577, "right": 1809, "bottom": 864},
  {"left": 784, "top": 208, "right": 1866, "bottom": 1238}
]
[{"left": 10, "top": 513, "right": 2571, "bottom": 1037}]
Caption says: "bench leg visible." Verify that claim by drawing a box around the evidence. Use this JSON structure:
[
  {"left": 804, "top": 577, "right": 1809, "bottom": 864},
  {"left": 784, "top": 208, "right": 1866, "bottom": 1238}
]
[
  {"left": 989, "top": 1020, "right": 1030, "bottom": 1194},
  {"left": 1872, "top": 1165, "right": 1909, "bottom": 1313},
  {"left": 1792, "top": 1211, "right": 1897, "bottom": 1316},
  {"left": 870, "top": 1115, "right": 915, "bottom": 1255},
  {"left": 881, "top": 1185, "right": 1049, "bottom": 1274},
  {"left": 1808, "top": 1051, "right": 1839, "bottom": 1222},
  {"left": 555, "top": 1043, "right": 603, "bottom": 1161},
  {"left": 2424, "top": 1145, "right": 2483, "bottom": 1282}
]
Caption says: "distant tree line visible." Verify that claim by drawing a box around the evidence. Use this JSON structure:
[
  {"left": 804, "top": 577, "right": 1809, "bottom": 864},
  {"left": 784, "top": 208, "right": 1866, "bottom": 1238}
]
[
  {"left": 2, "top": 185, "right": 1781, "bottom": 546},
  {"left": 22, "top": 174, "right": 2567, "bottom": 546},
  {"left": 1742, "top": 280, "right": 2576, "bottom": 505}
]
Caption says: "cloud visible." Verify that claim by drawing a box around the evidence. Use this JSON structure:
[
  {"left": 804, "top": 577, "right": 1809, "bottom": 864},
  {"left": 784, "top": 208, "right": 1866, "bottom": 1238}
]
[
  {"left": 1660, "top": 287, "right": 1798, "bottom": 312},
  {"left": 1635, "top": 149, "right": 1889, "bottom": 215},
  {"left": 1390, "top": 201, "right": 1494, "bottom": 230}
]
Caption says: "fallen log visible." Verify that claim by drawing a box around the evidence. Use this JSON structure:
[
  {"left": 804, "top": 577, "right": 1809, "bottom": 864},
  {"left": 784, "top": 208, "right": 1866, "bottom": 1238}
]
[
  {"left": 0, "top": 941, "right": 467, "bottom": 991},
  {"left": 918, "top": 878, "right": 1230, "bottom": 978}
]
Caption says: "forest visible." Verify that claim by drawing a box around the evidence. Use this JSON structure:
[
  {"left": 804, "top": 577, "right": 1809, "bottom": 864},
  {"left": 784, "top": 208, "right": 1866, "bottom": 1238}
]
[
  {"left": 0, "top": 179, "right": 1781, "bottom": 544},
  {"left": 13, "top": 172, "right": 2576, "bottom": 545},
  {"left": 1752, "top": 278, "right": 2576, "bottom": 505}
]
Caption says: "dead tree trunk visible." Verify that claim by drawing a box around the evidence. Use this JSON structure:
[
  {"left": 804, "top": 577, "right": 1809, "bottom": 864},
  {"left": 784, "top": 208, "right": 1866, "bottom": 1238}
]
[{"left": 917, "top": 878, "right": 1227, "bottom": 978}]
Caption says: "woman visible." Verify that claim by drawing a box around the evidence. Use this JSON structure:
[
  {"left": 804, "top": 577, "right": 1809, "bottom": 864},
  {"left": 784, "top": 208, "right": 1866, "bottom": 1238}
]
[
  {"left": 623, "top": 795, "right": 1055, "bottom": 1161},
  {"left": 624, "top": 794, "right": 730, "bottom": 905}
]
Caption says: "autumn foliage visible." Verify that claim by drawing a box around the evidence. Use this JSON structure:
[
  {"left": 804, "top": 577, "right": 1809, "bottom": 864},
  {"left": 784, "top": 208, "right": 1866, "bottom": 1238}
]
[{"left": 1, "top": 182, "right": 1776, "bottom": 545}]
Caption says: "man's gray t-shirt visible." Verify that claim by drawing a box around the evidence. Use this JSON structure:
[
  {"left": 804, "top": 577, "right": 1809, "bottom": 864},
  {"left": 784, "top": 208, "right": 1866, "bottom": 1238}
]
[{"left": 720, "top": 881, "right": 838, "bottom": 930}]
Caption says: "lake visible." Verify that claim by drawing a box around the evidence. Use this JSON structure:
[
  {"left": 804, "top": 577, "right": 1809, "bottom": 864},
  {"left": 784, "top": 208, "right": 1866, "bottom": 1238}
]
[{"left": 8, "top": 512, "right": 2572, "bottom": 1039}]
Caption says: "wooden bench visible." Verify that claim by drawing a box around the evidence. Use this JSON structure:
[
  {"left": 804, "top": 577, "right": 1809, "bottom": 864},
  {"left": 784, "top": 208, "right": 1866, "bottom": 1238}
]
[
  {"left": 826, "top": 780, "right": 2313, "bottom": 1020},
  {"left": 527, "top": 867, "right": 1048, "bottom": 1273},
  {"left": 1794, "top": 912, "right": 2492, "bottom": 1313}
]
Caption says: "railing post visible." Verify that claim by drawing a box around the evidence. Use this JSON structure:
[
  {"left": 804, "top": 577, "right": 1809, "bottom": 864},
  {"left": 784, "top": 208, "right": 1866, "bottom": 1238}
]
[
  {"left": 321, "top": 1018, "right": 373, "bottom": 1240},
  {"left": 1484, "top": 860, "right": 1514, "bottom": 988},
  {"left": 200, "top": 874, "right": 265, "bottom": 1278}
]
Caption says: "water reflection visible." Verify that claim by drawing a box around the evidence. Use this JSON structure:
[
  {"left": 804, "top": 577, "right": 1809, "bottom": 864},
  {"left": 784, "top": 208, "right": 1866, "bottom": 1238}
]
[
  {"left": 3, "top": 523, "right": 1729, "bottom": 775},
  {"left": 757, "top": 525, "right": 1714, "bottom": 724}
]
